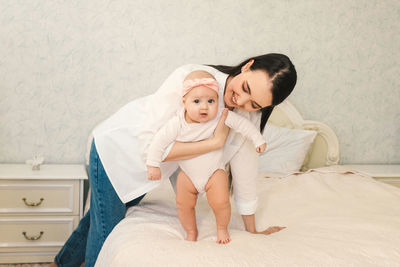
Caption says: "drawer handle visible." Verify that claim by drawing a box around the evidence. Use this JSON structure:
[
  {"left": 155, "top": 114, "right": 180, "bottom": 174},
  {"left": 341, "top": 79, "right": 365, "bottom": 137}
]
[
  {"left": 22, "top": 197, "right": 44, "bottom": 207},
  {"left": 22, "top": 231, "right": 44, "bottom": 241}
]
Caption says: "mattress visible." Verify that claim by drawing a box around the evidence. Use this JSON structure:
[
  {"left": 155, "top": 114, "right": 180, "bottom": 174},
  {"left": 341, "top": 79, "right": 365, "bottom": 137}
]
[{"left": 95, "top": 166, "right": 400, "bottom": 266}]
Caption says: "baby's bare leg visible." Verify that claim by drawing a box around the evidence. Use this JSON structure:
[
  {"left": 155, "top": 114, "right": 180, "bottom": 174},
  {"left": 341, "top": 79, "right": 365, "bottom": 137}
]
[
  {"left": 205, "top": 169, "right": 231, "bottom": 244},
  {"left": 176, "top": 171, "right": 199, "bottom": 241}
]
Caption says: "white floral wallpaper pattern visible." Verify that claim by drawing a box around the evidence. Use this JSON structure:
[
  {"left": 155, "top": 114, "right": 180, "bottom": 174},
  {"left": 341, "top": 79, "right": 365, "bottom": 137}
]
[{"left": 0, "top": 0, "right": 399, "bottom": 164}]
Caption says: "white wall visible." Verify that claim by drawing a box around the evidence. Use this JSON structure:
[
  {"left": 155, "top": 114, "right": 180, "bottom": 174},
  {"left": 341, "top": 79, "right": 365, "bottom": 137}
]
[{"left": 0, "top": 0, "right": 399, "bottom": 164}]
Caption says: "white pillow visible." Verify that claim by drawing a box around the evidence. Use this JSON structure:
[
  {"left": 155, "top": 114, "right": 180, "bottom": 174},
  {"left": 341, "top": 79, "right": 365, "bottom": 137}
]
[{"left": 259, "top": 124, "right": 317, "bottom": 174}]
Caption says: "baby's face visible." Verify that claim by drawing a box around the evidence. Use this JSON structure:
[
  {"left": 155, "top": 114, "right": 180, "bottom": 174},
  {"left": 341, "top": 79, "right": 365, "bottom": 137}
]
[{"left": 183, "top": 86, "right": 218, "bottom": 123}]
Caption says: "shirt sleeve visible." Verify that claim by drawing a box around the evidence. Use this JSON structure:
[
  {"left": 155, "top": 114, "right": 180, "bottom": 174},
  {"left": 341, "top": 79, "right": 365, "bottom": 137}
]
[
  {"left": 225, "top": 111, "right": 266, "bottom": 148},
  {"left": 137, "top": 65, "right": 190, "bottom": 162},
  {"left": 229, "top": 135, "right": 259, "bottom": 215},
  {"left": 146, "top": 116, "right": 180, "bottom": 167},
  {"left": 161, "top": 142, "right": 174, "bottom": 161}
]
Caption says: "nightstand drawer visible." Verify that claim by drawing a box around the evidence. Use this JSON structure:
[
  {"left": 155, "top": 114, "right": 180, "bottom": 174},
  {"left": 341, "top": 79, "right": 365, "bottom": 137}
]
[
  {"left": 0, "top": 180, "right": 79, "bottom": 215},
  {"left": 0, "top": 216, "right": 78, "bottom": 249}
]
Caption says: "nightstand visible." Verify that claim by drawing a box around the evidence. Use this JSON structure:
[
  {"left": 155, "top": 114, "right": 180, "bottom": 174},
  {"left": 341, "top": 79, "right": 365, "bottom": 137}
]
[
  {"left": 0, "top": 164, "right": 88, "bottom": 264},
  {"left": 342, "top": 164, "right": 400, "bottom": 189}
]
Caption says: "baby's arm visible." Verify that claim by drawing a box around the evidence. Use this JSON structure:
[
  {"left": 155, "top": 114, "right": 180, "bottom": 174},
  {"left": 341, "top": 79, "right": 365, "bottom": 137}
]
[
  {"left": 224, "top": 111, "right": 266, "bottom": 153},
  {"left": 146, "top": 116, "right": 180, "bottom": 180}
]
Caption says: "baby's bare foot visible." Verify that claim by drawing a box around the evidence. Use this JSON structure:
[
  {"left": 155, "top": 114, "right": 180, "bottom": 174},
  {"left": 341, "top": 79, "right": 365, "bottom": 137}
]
[
  {"left": 185, "top": 229, "right": 198, "bottom": 242},
  {"left": 216, "top": 228, "right": 231, "bottom": 244}
]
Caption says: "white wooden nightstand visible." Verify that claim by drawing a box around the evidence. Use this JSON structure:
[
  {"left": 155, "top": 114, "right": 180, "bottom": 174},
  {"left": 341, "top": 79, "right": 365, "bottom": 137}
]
[
  {"left": 343, "top": 164, "right": 400, "bottom": 189},
  {"left": 0, "top": 164, "right": 88, "bottom": 264}
]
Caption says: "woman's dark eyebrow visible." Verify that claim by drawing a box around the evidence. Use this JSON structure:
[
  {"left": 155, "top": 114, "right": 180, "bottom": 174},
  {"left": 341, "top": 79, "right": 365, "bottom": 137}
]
[{"left": 246, "top": 81, "right": 262, "bottom": 109}]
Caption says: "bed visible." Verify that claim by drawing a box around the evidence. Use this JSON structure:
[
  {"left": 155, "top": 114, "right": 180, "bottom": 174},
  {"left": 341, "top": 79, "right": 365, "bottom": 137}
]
[{"left": 90, "top": 100, "right": 400, "bottom": 266}]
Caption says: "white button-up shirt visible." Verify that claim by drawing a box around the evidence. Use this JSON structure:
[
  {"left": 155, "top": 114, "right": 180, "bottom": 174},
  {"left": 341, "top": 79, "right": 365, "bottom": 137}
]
[{"left": 93, "top": 64, "right": 261, "bottom": 215}]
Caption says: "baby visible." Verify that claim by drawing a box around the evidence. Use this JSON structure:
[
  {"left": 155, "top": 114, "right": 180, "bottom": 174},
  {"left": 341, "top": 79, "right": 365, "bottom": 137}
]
[{"left": 146, "top": 71, "right": 266, "bottom": 244}]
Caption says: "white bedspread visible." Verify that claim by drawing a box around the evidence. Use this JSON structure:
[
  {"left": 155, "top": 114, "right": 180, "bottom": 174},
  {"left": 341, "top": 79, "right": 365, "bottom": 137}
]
[{"left": 96, "top": 166, "right": 400, "bottom": 266}]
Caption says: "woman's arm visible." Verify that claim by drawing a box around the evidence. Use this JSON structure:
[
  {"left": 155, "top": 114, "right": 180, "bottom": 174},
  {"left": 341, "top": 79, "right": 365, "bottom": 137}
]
[
  {"left": 230, "top": 139, "right": 286, "bottom": 235},
  {"left": 163, "top": 109, "right": 230, "bottom": 161},
  {"left": 164, "top": 139, "right": 218, "bottom": 161},
  {"left": 242, "top": 214, "right": 257, "bottom": 233}
]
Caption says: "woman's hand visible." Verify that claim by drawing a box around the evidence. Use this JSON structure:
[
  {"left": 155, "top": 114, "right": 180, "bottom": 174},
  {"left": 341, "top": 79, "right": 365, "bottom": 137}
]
[
  {"left": 213, "top": 108, "right": 230, "bottom": 149},
  {"left": 164, "top": 109, "right": 229, "bottom": 162},
  {"left": 257, "top": 226, "right": 286, "bottom": 235},
  {"left": 242, "top": 215, "right": 285, "bottom": 235}
]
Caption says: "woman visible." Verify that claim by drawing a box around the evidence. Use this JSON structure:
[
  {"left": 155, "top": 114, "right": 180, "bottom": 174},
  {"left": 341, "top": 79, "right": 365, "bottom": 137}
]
[{"left": 51, "top": 53, "right": 297, "bottom": 267}]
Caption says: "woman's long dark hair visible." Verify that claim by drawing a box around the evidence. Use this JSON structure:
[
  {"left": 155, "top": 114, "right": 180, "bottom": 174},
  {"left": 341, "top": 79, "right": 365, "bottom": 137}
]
[{"left": 208, "top": 53, "right": 297, "bottom": 133}]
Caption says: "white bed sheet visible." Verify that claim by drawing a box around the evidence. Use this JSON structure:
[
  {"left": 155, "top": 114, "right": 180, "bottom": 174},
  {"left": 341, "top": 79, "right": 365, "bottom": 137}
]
[{"left": 96, "top": 166, "right": 400, "bottom": 267}]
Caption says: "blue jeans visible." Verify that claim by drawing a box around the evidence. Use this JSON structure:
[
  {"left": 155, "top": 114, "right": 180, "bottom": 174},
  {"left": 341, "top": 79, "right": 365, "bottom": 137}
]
[{"left": 54, "top": 141, "right": 145, "bottom": 267}]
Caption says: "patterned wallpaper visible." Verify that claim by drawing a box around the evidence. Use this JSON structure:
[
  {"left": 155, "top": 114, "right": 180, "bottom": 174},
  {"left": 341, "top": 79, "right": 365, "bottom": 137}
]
[{"left": 0, "top": 0, "right": 399, "bottom": 164}]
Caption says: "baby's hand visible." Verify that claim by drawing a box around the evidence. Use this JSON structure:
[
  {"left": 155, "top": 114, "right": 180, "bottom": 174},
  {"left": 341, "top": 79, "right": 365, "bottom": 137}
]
[
  {"left": 147, "top": 166, "right": 161, "bottom": 180},
  {"left": 256, "top": 143, "right": 266, "bottom": 154}
]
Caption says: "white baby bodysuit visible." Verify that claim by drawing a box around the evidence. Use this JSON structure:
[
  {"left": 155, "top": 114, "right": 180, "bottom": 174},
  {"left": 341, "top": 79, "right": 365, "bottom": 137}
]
[{"left": 146, "top": 108, "right": 265, "bottom": 193}]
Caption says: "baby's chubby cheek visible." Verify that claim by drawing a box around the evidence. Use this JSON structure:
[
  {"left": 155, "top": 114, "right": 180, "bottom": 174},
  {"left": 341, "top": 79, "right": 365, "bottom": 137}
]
[{"left": 208, "top": 111, "right": 219, "bottom": 121}]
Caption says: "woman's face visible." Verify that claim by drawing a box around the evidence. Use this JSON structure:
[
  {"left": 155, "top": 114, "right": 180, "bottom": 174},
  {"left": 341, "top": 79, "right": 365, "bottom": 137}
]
[{"left": 224, "top": 61, "right": 273, "bottom": 112}]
